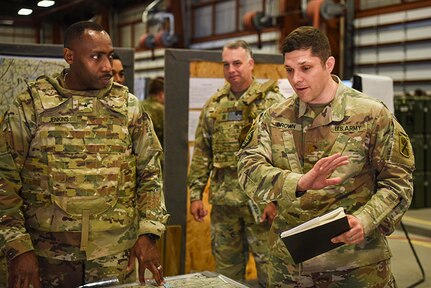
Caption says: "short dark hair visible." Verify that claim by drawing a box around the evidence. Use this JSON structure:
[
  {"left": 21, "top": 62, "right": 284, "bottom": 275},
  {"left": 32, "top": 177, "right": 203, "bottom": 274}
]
[
  {"left": 64, "top": 21, "right": 105, "bottom": 49},
  {"left": 281, "top": 26, "right": 331, "bottom": 65},
  {"left": 223, "top": 40, "right": 253, "bottom": 59},
  {"left": 148, "top": 77, "right": 164, "bottom": 96}
]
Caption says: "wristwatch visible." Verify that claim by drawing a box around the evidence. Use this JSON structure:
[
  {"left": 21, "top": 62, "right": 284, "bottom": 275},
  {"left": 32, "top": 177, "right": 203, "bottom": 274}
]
[
  {"left": 143, "top": 233, "right": 160, "bottom": 241},
  {"left": 295, "top": 190, "right": 306, "bottom": 197}
]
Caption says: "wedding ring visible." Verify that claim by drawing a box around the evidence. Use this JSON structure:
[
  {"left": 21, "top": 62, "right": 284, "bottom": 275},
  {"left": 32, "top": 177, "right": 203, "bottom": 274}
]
[{"left": 156, "top": 265, "right": 162, "bottom": 270}]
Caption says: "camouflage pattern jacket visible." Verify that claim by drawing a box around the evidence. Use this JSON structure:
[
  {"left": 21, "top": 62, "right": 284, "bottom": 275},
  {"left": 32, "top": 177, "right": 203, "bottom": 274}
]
[
  {"left": 188, "top": 79, "right": 285, "bottom": 206},
  {"left": 237, "top": 76, "right": 415, "bottom": 272},
  {"left": 141, "top": 98, "right": 164, "bottom": 145},
  {"left": 0, "top": 70, "right": 168, "bottom": 261}
]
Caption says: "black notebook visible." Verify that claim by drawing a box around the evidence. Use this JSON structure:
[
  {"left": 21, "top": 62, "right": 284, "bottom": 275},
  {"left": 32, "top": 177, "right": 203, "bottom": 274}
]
[{"left": 280, "top": 207, "right": 350, "bottom": 264}]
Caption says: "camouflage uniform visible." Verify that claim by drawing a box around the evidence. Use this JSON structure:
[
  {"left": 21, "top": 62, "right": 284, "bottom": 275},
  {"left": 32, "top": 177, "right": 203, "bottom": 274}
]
[
  {"left": 141, "top": 97, "right": 164, "bottom": 145},
  {"left": 237, "top": 76, "right": 415, "bottom": 287},
  {"left": 0, "top": 251, "right": 6, "bottom": 287},
  {"left": 0, "top": 70, "right": 168, "bottom": 286},
  {"left": 188, "top": 79, "right": 284, "bottom": 285}
]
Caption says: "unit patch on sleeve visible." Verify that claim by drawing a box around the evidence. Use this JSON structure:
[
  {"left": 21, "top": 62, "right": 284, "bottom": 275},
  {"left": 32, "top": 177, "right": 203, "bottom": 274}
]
[
  {"left": 241, "top": 121, "right": 256, "bottom": 148},
  {"left": 399, "top": 132, "right": 411, "bottom": 158}
]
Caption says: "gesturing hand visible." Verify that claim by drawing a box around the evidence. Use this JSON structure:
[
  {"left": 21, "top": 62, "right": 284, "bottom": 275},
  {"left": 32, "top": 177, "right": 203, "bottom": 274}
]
[{"left": 297, "top": 153, "right": 349, "bottom": 191}]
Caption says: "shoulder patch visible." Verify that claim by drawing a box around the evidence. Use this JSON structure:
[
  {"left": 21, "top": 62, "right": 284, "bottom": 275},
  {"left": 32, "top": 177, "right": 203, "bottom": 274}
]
[
  {"left": 399, "top": 132, "right": 411, "bottom": 158},
  {"left": 390, "top": 120, "right": 415, "bottom": 168},
  {"left": 241, "top": 121, "right": 256, "bottom": 148}
]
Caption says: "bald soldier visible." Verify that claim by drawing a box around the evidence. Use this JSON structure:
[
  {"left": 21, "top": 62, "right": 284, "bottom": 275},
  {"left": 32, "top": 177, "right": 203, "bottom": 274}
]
[
  {"left": 0, "top": 21, "right": 168, "bottom": 287},
  {"left": 237, "top": 26, "right": 414, "bottom": 287}
]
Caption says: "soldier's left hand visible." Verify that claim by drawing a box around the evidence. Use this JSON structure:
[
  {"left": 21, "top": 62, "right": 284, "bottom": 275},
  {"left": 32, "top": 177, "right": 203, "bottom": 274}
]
[
  {"left": 297, "top": 153, "right": 349, "bottom": 191},
  {"left": 261, "top": 202, "right": 277, "bottom": 225},
  {"left": 128, "top": 235, "right": 164, "bottom": 286},
  {"left": 331, "top": 215, "right": 365, "bottom": 245}
]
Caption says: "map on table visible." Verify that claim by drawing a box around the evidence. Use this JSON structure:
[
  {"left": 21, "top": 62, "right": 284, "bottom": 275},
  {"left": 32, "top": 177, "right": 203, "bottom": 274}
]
[{"left": 79, "top": 271, "right": 249, "bottom": 288}]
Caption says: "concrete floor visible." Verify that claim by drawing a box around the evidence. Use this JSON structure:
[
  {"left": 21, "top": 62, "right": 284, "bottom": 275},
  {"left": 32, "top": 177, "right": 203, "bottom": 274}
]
[
  {"left": 390, "top": 207, "right": 431, "bottom": 288},
  {"left": 245, "top": 208, "right": 431, "bottom": 288}
]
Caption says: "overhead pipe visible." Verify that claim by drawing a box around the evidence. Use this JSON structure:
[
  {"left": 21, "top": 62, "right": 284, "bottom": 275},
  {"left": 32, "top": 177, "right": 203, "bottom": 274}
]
[
  {"left": 306, "top": 0, "right": 345, "bottom": 29},
  {"left": 142, "top": 0, "right": 162, "bottom": 29},
  {"left": 242, "top": 0, "right": 276, "bottom": 49},
  {"left": 140, "top": 0, "right": 177, "bottom": 50}
]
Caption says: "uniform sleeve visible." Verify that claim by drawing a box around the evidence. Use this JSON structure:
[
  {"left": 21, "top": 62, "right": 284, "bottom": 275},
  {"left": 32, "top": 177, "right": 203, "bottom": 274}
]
[
  {"left": 354, "top": 108, "right": 415, "bottom": 236},
  {"left": 187, "top": 103, "right": 213, "bottom": 202},
  {"left": 237, "top": 111, "right": 302, "bottom": 203},
  {"left": 241, "top": 88, "right": 288, "bottom": 206},
  {"left": 129, "top": 95, "right": 168, "bottom": 238},
  {"left": 0, "top": 92, "right": 36, "bottom": 260}
]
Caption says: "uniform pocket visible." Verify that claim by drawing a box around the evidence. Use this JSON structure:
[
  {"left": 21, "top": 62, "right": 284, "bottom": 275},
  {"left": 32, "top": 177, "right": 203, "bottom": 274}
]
[{"left": 47, "top": 152, "right": 120, "bottom": 217}]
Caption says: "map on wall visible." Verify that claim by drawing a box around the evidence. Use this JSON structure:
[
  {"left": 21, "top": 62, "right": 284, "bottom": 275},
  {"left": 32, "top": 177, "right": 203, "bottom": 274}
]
[{"left": 0, "top": 56, "right": 67, "bottom": 115}]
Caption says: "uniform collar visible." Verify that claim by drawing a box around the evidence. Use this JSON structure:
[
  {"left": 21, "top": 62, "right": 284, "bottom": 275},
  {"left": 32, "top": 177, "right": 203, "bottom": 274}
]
[
  {"left": 52, "top": 69, "right": 113, "bottom": 99},
  {"left": 297, "top": 75, "right": 347, "bottom": 125},
  {"left": 215, "top": 78, "right": 260, "bottom": 104}
]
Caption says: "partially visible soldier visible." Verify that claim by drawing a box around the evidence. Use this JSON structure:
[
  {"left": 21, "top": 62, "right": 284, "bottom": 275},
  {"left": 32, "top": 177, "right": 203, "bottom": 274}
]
[
  {"left": 0, "top": 21, "right": 168, "bottom": 288},
  {"left": 187, "top": 40, "right": 285, "bottom": 286},
  {"left": 237, "top": 26, "right": 415, "bottom": 287},
  {"left": 112, "top": 53, "right": 126, "bottom": 85},
  {"left": 0, "top": 254, "right": 6, "bottom": 287},
  {"left": 141, "top": 77, "right": 165, "bottom": 145}
]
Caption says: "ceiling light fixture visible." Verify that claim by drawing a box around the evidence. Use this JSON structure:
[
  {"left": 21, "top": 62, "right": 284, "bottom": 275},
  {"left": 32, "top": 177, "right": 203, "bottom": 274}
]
[
  {"left": 18, "top": 8, "right": 33, "bottom": 15},
  {"left": 37, "top": 0, "right": 55, "bottom": 7},
  {"left": 0, "top": 20, "right": 14, "bottom": 25}
]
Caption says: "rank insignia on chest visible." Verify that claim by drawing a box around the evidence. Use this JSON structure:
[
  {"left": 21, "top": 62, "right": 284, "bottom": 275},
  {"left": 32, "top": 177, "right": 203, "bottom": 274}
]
[
  {"left": 74, "top": 97, "right": 94, "bottom": 113},
  {"left": 226, "top": 110, "right": 243, "bottom": 121}
]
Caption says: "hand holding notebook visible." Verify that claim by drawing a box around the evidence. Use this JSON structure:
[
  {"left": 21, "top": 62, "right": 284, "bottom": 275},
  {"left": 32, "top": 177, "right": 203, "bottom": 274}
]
[{"left": 280, "top": 207, "right": 351, "bottom": 264}]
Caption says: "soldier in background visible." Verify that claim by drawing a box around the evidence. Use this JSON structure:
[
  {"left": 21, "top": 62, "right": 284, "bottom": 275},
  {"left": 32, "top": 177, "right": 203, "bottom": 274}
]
[
  {"left": 0, "top": 21, "right": 168, "bottom": 287},
  {"left": 237, "top": 26, "right": 415, "bottom": 287},
  {"left": 141, "top": 77, "right": 165, "bottom": 145},
  {"left": 112, "top": 53, "right": 126, "bottom": 85},
  {"left": 0, "top": 254, "right": 6, "bottom": 287},
  {"left": 187, "top": 40, "right": 285, "bottom": 286}
]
